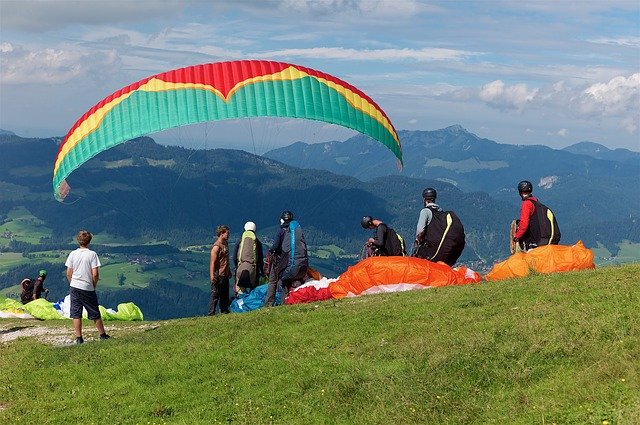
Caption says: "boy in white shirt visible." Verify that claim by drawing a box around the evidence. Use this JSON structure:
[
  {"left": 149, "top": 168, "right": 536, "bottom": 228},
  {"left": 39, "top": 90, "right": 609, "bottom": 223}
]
[{"left": 65, "top": 230, "right": 110, "bottom": 344}]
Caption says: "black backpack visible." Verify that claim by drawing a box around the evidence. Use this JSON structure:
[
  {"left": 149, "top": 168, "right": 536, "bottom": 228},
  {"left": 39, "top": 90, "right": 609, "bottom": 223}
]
[
  {"left": 416, "top": 207, "right": 465, "bottom": 266},
  {"left": 525, "top": 199, "right": 561, "bottom": 246},
  {"left": 384, "top": 227, "right": 406, "bottom": 256}
]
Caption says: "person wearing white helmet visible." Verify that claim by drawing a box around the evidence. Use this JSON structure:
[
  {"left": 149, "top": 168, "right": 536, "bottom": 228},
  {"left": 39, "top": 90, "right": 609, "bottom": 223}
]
[{"left": 233, "top": 221, "right": 264, "bottom": 295}]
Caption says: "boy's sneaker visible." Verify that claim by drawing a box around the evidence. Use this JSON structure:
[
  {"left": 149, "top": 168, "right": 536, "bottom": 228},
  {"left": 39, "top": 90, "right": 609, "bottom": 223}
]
[
  {"left": 75, "top": 337, "right": 84, "bottom": 344},
  {"left": 99, "top": 333, "right": 111, "bottom": 340}
]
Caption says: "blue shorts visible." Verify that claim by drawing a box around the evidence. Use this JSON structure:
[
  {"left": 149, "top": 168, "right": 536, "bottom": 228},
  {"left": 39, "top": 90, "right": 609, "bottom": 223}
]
[{"left": 69, "top": 287, "right": 101, "bottom": 320}]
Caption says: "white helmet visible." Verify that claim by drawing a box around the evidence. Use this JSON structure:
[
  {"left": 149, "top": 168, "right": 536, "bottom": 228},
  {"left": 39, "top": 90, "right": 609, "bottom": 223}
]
[{"left": 244, "top": 221, "right": 256, "bottom": 232}]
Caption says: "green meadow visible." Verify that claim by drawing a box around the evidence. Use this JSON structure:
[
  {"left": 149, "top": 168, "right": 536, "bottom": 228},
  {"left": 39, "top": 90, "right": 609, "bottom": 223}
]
[
  {"left": 0, "top": 207, "right": 52, "bottom": 246},
  {"left": 1, "top": 263, "right": 638, "bottom": 424}
]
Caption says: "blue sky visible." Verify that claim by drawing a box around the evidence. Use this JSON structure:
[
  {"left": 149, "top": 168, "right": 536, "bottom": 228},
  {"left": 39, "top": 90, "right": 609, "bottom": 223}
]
[{"left": 1, "top": 0, "right": 638, "bottom": 151}]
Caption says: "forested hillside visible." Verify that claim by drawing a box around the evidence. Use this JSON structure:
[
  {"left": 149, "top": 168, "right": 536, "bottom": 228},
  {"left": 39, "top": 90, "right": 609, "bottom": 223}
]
[{"left": 1, "top": 132, "right": 637, "bottom": 319}]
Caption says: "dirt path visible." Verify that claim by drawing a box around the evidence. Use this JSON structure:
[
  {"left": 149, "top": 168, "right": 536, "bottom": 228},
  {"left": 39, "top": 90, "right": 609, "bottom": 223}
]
[{"left": 0, "top": 321, "right": 159, "bottom": 346}]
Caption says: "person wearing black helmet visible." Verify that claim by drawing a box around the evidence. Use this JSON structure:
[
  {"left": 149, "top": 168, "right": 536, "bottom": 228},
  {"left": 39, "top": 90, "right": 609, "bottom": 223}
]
[
  {"left": 265, "top": 210, "right": 309, "bottom": 306},
  {"left": 415, "top": 188, "right": 440, "bottom": 247},
  {"left": 414, "top": 187, "right": 466, "bottom": 266},
  {"left": 361, "top": 216, "right": 405, "bottom": 257},
  {"left": 514, "top": 180, "right": 561, "bottom": 250}
]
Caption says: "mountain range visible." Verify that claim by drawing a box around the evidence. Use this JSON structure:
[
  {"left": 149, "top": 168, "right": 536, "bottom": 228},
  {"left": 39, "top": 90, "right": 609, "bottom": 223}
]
[
  {"left": 265, "top": 125, "right": 640, "bottom": 226},
  {"left": 0, "top": 132, "right": 515, "bottom": 265},
  {"left": 561, "top": 141, "right": 640, "bottom": 164},
  {"left": 1, "top": 128, "right": 638, "bottom": 319},
  {"left": 2, "top": 127, "right": 638, "bottom": 256},
  {"left": 266, "top": 124, "right": 638, "bottom": 184}
]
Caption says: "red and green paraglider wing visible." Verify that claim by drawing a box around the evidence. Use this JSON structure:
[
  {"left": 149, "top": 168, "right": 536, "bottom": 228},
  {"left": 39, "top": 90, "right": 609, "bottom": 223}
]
[{"left": 53, "top": 60, "right": 402, "bottom": 201}]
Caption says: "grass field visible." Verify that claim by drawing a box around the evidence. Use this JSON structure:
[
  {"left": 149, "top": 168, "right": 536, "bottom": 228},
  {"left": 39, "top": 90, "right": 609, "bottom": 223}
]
[
  {"left": 309, "top": 244, "right": 349, "bottom": 259},
  {"left": 617, "top": 241, "right": 640, "bottom": 261},
  {"left": 0, "top": 252, "right": 26, "bottom": 273},
  {"left": 1, "top": 263, "right": 638, "bottom": 424},
  {"left": 0, "top": 207, "right": 53, "bottom": 246},
  {"left": 98, "top": 251, "right": 209, "bottom": 290},
  {"left": 593, "top": 242, "right": 640, "bottom": 266}
]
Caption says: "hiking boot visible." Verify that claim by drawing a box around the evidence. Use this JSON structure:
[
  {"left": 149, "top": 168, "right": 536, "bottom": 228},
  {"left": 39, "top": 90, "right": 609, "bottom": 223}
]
[
  {"left": 99, "top": 333, "right": 111, "bottom": 340},
  {"left": 75, "top": 336, "right": 84, "bottom": 345}
]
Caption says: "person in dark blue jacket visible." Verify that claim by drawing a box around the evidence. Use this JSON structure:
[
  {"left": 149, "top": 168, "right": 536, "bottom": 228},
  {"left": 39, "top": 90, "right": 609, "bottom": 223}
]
[{"left": 265, "top": 210, "right": 309, "bottom": 306}]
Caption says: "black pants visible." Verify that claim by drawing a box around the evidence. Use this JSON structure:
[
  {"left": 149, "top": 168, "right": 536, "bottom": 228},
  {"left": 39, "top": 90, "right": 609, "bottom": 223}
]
[
  {"left": 208, "top": 276, "right": 230, "bottom": 315},
  {"left": 265, "top": 258, "right": 307, "bottom": 307},
  {"left": 264, "top": 258, "right": 286, "bottom": 307}
]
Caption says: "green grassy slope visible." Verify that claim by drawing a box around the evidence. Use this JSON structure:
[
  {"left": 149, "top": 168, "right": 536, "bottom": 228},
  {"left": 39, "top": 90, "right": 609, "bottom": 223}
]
[{"left": 1, "top": 264, "right": 639, "bottom": 424}]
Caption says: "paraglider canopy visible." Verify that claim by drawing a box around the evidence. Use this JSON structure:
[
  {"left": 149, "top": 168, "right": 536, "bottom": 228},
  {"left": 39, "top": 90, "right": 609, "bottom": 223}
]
[{"left": 53, "top": 60, "right": 402, "bottom": 201}]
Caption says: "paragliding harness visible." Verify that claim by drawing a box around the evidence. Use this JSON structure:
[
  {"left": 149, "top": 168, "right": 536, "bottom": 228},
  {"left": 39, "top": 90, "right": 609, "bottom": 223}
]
[
  {"left": 517, "top": 199, "right": 561, "bottom": 251},
  {"left": 360, "top": 242, "right": 382, "bottom": 260},
  {"left": 414, "top": 206, "right": 465, "bottom": 266},
  {"left": 361, "top": 226, "right": 406, "bottom": 259},
  {"left": 385, "top": 227, "right": 406, "bottom": 256},
  {"left": 236, "top": 230, "right": 259, "bottom": 291}
]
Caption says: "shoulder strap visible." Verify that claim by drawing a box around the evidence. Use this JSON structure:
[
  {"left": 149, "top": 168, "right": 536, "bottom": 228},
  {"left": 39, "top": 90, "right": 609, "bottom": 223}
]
[{"left": 289, "top": 221, "right": 300, "bottom": 262}]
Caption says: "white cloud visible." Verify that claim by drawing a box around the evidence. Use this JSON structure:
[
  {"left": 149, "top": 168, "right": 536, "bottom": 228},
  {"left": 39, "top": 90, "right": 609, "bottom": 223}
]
[
  {"left": 575, "top": 73, "right": 640, "bottom": 117},
  {"left": 478, "top": 80, "right": 538, "bottom": 111},
  {"left": 431, "top": 73, "right": 639, "bottom": 125},
  {"left": 255, "top": 47, "right": 477, "bottom": 61},
  {"left": 0, "top": 0, "right": 186, "bottom": 32},
  {"left": 588, "top": 37, "right": 640, "bottom": 47},
  {"left": 278, "top": 0, "right": 425, "bottom": 18},
  {"left": 621, "top": 117, "right": 638, "bottom": 134},
  {"left": 0, "top": 43, "right": 120, "bottom": 84},
  {"left": 546, "top": 129, "right": 568, "bottom": 137},
  {"left": 72, "top": 25, "right": 245, "bottom": 74},
  {"left": 499, "top": 0, "right": 638, "bottom": 16},
  {"left": 0, "top": 42, "right": 14, "bottom": 53}
]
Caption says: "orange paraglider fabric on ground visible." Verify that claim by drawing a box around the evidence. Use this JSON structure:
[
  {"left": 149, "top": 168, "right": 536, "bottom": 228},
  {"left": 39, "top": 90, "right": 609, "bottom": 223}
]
[
  {"left": 328, "top": 256, "right": 481, "bottom": 299},
  {"left": 485, "top": 241, "right": 595, "bottom": 281}
]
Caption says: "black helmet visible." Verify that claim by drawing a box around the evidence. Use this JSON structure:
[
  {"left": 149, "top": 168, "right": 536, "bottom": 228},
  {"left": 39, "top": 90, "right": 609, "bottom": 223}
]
[
  {"left": 361, "top": 215, "right": 374, "bottom": 229},
  {"left": 280, "top": 210, "right": 293, "bottom": 224},
  {"left": 422, "top": 187, "right": 437, "bottom": 201},
  {"left": 517, "top": 180, "right": 533, "bottom": 194}
]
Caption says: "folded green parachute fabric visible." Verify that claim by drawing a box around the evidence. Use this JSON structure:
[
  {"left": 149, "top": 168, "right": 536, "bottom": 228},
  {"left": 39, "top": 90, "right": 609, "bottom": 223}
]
[
  {"left": 0, "top": 296, "right": 35, "bottom": 319},
  {"left": 99, "top": 303, "right": 144, "bottom": 321},
  {"left": 0, "top": 296, "right": 24, "bottom": 311},
  {"left": 0, "top": 295, "right": 143, "bottom": 321},
  {"left": 22, "top": 299, "right": 66, "bottom": 320}
]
